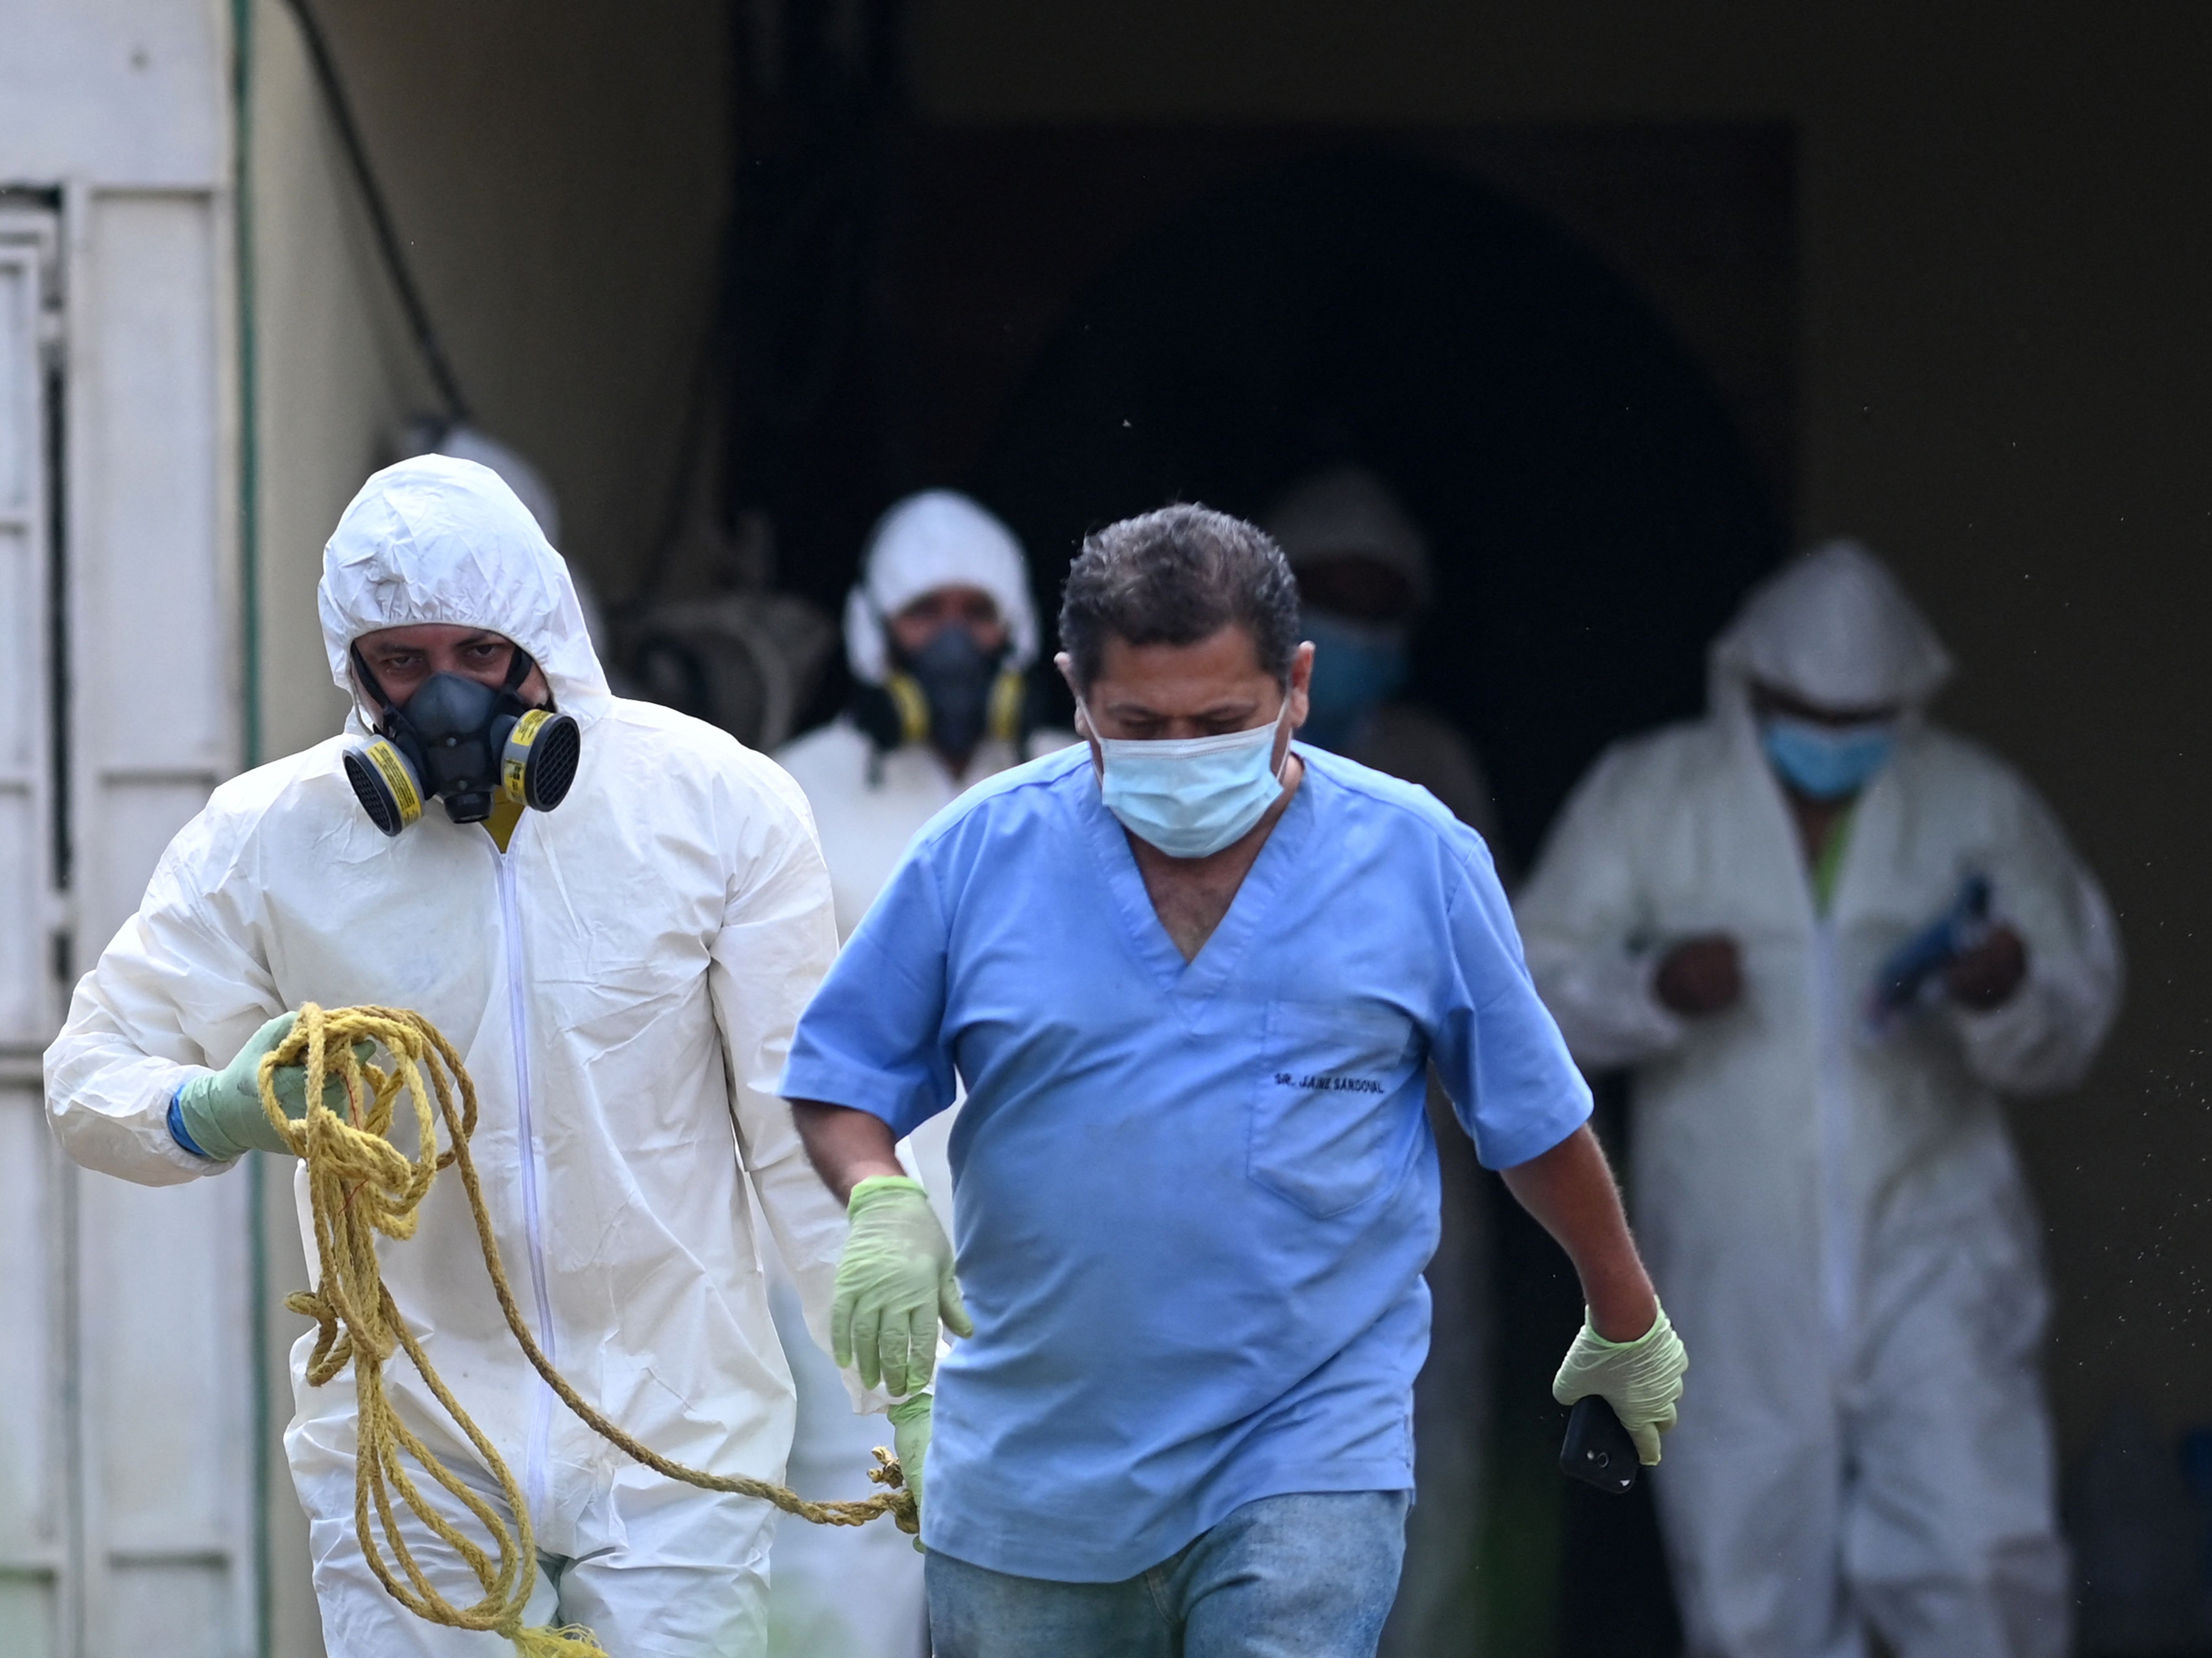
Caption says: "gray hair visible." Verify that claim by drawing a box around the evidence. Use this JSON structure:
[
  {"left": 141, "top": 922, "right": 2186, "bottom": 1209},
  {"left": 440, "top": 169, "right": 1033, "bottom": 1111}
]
[{"left": 1058, "top": 504, "right": 1301, "bottom": 691}]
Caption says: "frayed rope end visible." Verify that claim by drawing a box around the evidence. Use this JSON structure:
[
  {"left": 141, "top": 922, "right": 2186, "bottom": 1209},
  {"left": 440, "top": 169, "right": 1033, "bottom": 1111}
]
[{"left": 506, "top": 1621, "right": 608, "bottom": 1658}]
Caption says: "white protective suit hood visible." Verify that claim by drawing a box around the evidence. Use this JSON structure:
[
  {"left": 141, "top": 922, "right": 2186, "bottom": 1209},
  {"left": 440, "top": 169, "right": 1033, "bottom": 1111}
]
[
  {"left": 1709, "top": 538, "right": 1953, "bottom": 717},
  {"left": 1263, "top": 464, "right": 1433, "bottom": 608},
  {"left": 428, "top": 422, "right": 563, "bottom": 549},
  {"left": 320, "top": 454, "right": 612, "bottom": 731},
  {"left": 843, "top": 490, "right": 1038, "bottom": 686}
]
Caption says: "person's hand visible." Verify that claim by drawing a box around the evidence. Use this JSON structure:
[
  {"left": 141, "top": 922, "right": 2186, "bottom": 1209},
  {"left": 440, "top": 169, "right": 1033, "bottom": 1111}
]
[
  {"left": 832, "top": 1176, "right": 972, "bottom": 1396},
  {"left": 1552, "top": 1302, "right": 1689, "bottom": 1466},
  {"left": 1655, "top": 934, "right": 1742, "bottom": 1017},
  {"left": 175, "top": 1012, "right": 369, "bottom": 1160},
  {"left": 1948, "top": 924, "right": 2028, "bottom": 1011},
  {"left": 888, "top": 1392, "right": 933, "bottom": 1553}
]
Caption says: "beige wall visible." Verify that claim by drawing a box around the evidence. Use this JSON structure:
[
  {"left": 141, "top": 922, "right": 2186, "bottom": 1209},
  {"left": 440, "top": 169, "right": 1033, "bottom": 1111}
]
[
  {"left": 251, "top": 0, "right": 424, "bottom": 763},
  {"left": 911, "top": 0, "right": 2212, "bottom": 1451},
  {"left": 288, "top": 0, "right": 732, "bottom": 617},
  {"left": 248, "top": 0, "right": 733, "bottom": 742}
]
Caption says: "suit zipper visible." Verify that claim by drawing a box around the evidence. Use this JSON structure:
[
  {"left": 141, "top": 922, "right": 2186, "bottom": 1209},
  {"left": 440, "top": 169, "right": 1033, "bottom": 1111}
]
[{"left": 493, "top": 847, "right": 557, "bottom": 1523}]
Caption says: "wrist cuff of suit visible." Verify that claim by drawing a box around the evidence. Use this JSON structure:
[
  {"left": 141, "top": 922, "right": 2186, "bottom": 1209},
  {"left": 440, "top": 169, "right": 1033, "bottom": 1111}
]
[
  {"left": 168, "top": 1084, "right": 214, "bottom": 1159},
  {"left": 887, "top": 1392, "right": 933, "bottom": 1424},
  {"left": 847, "top": 1174, "right": 928, "bottom": 1219}
]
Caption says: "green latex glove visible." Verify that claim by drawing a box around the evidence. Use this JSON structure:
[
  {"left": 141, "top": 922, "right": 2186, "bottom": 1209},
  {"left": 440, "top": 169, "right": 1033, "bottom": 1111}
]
[
  {"left": 176, "top": 1012, "right": 367, "bottom": 1161},
  {"left": 888, "top": 1392, "right": 933, "bottom": 1553},
  {"left": 832, "top": 1175, "right": 971, "bottom": 1396},
  {"left": 1552, "top": 1302, "right": 1689, "bottom": 1466}
]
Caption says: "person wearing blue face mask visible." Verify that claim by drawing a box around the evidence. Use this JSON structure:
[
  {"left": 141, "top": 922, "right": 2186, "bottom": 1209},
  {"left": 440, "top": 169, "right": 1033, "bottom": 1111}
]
[
  {"left": 1264, "top": 466, "right": 1508, "bottom": 859},
  {"left": 1517, "top": 540, "right": 2122, "bottom": 1658},
  {"left": 778, "top": 504, "right": 1684, "bottom": 1658},
  {"left": 1263, "top": 465, "right": 1509, "bottom": 1653}
]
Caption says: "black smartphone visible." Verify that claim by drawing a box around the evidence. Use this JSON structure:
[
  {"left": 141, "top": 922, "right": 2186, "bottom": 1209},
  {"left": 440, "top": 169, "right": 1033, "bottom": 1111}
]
[{"left": 1560, "top": 1395, "right": 1639, "bottom": 1495}]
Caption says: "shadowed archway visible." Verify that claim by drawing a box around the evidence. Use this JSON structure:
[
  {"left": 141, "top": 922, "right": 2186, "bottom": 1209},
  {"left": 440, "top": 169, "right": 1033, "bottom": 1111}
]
[{"left": 973, "top": 150, "right": 1784, "bottom": 864}]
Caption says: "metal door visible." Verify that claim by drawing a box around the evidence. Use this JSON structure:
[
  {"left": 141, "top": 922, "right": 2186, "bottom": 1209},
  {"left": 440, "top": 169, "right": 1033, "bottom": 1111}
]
[
  {"left": 0, "top": 200, "right": 70, "bottom": 1658},
  {"left": 0, "top": 186, "right": 257, "bottom": 1658}
]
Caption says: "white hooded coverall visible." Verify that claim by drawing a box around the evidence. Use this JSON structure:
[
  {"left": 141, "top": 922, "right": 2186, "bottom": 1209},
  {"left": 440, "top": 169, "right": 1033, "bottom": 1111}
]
[
  {"left": 1515, "top": 542, "right": 2121, "bottom": 1658},
  {"left": 44, "top": 457, "right": 876, "bottom": 1656},
  {"left": 768, "top": 490, "right": 1067, "bottom": 1658}
]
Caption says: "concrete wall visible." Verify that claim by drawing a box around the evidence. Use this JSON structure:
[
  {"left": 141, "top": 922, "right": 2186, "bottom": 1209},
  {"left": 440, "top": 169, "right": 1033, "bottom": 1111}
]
[
  {"left": 271, "top": 0, "right": 733, "bottom": 623},
  {"left": 249, "top": 0, "right": 426, "bottom": 765},
  {"left": 907, "top": 0, "right": 2212, "bottom": 1451}
]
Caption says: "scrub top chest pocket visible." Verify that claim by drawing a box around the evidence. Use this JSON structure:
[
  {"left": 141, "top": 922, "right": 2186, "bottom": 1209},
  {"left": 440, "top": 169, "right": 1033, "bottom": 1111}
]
[{"left": 1250, "top": 998, "right": 1422, "bottom": 1218}]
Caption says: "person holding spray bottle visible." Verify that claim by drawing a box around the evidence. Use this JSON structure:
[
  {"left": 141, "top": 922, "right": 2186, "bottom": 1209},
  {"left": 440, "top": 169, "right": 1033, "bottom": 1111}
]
[{"left": 1517, "top": 540, "right": 2121, "bottom": 1658}]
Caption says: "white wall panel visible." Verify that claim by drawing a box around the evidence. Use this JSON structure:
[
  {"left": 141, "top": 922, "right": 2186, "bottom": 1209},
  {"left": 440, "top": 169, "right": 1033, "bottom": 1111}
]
[
  {"left": 0, "top": 0, "right": 222, "bottom": 189},
  {"left": 103, "top": 1561, "right": 228, "bottom": 1658},
  {"left": 4, "top": 3, "right": 256, "bottom": 1652},
  {"left": 0, "top": 221, "right": 56, "bottom": 1047},
  {"left": 0, "top": 1087, "right": 62, "bottom": 1658},
  {"left": 70, "top": 189, "right": 228, "bottom": 951},
  {"left": 77, "top": 1170, "right": 250, "bottom": 1656},
  {"left": 0, "top": 207, "right": 66, "bottom": 1658},
  {"left": 61, "top": 181, "right": 250, "bottom": 1658}
]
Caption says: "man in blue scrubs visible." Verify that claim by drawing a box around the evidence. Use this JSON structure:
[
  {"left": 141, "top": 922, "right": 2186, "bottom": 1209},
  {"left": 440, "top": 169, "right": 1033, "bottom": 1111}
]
[{"left": 781, "top": 506, "right": 1688, "bottom": 1657}]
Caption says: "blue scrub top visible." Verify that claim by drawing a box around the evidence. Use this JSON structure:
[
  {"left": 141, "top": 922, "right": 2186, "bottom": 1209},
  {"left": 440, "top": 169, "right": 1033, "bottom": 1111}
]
[{"left": 781, "top": 743, "right": 1591, "bottom": 1581}]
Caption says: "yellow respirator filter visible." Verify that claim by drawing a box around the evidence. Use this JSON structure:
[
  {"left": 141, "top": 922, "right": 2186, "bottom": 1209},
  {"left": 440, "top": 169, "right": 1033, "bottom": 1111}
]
[{"left": 342, "top": 738, "right": 426, "bottom": 837}]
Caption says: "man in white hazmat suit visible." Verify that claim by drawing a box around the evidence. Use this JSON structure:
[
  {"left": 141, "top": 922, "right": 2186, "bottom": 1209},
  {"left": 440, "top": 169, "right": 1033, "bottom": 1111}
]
[
  {"left": 767, "top": 489, "right": 1069, "bottom": 1657},
  {"left": 1515, "top": 539, "right": 2121, "bottom": 1658},
  {"left": 44, "top": 455, "right": 893, "bottom": 1655}
]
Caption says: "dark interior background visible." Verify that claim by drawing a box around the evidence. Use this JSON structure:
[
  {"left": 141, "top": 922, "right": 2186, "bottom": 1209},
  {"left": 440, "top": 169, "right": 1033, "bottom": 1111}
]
[{"left": 747, "top": 126, "right": 1796, "bottom": 855}]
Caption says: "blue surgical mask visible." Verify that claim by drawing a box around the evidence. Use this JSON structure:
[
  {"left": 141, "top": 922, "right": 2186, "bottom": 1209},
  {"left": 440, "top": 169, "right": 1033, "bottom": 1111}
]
[
  {"left": 1760, "top": 714, "right": 1896, "bottom": 800},
  {"left": 1087, "top": 704, "right": 1291, "bottom": 859},
  {"left": 1299, "top": 609, "right": 1410, "bottom": 754}
]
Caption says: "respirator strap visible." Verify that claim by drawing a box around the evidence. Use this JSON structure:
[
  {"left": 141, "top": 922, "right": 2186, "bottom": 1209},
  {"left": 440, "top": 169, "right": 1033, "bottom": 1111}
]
[{"left": 350, "top": 643, "right": 406, "bottom": 735}]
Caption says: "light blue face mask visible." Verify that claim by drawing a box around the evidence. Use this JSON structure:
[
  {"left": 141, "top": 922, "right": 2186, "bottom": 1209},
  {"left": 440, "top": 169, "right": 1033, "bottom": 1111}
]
[
  {"left": 1761, "top": 714, "right": 1896, "bottom": 800},
  {"left": 1298, "top": 609, "right": 1410, "bottom": 754},
  {"left": 1087, "top": 704, "right": 1290, "bottom": 859}
]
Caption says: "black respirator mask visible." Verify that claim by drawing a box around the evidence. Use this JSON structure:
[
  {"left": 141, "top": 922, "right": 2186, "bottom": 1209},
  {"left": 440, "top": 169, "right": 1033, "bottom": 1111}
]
[
  {"left": 852, "top": 626, "right": 1024, "bottom": 762},
  {"left": 342, "top": 644, "right": 582, "bottom": 836}
]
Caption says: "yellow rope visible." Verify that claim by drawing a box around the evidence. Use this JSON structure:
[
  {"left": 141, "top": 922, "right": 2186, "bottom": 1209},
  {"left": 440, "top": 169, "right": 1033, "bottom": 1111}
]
[{"left": 261, "top": 1003, "right": 916, "bottom": 1658}]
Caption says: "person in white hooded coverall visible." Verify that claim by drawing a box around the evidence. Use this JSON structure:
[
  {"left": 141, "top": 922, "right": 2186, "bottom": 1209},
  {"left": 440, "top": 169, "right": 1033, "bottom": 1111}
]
[
  {"left": 1514, "top": 540, "right": 2121, "bottom": 1658},
  {"left": 43, "top": 455, "right": 891, "bottom": 1656},
  {"left": 768, "top": 491, "right": 1069, "bottom": 1658}
]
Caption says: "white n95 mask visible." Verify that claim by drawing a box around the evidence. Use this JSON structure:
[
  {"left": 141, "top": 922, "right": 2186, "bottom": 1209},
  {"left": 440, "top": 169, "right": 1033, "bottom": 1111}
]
[{"left": 1087, "top": 705, "right": 1290, "bottom": 859}]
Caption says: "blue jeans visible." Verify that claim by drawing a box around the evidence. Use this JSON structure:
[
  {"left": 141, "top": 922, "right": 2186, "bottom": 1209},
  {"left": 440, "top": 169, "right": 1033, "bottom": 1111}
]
[{"left": 925, "top": 1491, "right": 1410, "bottom": 1658}]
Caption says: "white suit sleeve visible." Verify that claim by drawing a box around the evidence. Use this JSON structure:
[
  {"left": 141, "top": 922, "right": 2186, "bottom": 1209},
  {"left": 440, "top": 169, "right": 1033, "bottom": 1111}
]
[
  {"left": 43, "top": 814, "right": 283, "bottom": 1185},
  {"left": 710, "top": 779, "right": 894, "bottom": 1413},
  {"left": 1951, "top": 771, "right": 2123, "bottom": 1095},
  {"left": 1513, "top": 745, "right": 1688, "bottom": 1070}
]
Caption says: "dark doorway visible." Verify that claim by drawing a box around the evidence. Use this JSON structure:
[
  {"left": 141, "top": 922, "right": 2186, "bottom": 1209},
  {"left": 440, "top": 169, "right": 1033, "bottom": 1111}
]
[{"left": 964, "top": 148, "right": 1784, "bottom": 859}]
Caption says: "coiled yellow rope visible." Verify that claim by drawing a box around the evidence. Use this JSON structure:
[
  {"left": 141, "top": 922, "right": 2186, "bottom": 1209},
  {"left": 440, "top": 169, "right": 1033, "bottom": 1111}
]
[{"left": 261, "top": 1003, "right": 914, "bottom": 1658}]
